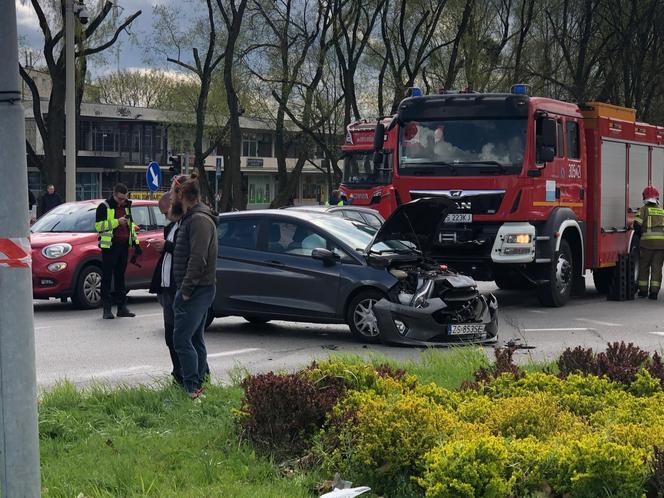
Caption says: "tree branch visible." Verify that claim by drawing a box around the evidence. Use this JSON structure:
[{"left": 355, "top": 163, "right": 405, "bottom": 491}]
[
  {"left": 19, "top": 64, "right": 48, "bottom": 143},
  {"left": 75, "top": 10, "right": 142, "bottom": 57}
]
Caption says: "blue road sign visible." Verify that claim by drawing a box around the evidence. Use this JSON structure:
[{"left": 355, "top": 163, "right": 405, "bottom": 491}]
[{"left": 146, "top": 161, "right": 161, "bottom": 192}]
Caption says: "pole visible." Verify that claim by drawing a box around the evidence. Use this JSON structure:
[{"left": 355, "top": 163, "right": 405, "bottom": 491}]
[
  {"left": 184, "top": 152, "right": 190, "bottom": 175},
  {"left": 0, "top": 1, "right": 41, "bottom": 496},
  {"left": 65, "top": 0, "right": 77, "bottom": 202}
]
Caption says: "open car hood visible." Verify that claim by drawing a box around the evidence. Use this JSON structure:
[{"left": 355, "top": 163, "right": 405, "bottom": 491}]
[{"left": 368, "top": 197, "right": 454, "bottom": 256}]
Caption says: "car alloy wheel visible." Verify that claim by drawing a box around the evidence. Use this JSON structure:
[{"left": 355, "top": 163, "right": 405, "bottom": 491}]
[
  {"left": 353, "top": 298, "right": 379, "bottom": 337},
  {"left": 83, "top": 270, "right": 102, "bottom": 306}
]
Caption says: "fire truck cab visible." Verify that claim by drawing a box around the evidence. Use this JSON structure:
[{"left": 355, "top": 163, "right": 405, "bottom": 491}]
[
  {"left": 369, "top": 86, "right": 664, "bottom": 307},
  {"left": 340, "top": 118, "right": 398, "bottom": 219}
]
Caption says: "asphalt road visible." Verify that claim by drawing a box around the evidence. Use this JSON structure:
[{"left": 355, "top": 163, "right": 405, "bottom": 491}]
[{"left": 33, "top": 274, "right": 664, "bottom": 389}]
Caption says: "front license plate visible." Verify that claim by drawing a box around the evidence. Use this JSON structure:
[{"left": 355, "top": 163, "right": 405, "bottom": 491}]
[
  {"left": 448, "top": 324, "right": 485, "bottom": 335},
  {"left": 444, "top": 213, "right": 472, "bottom": 224}
]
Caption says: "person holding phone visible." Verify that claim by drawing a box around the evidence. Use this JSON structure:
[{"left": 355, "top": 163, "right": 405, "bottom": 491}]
[{"left": 95, "top": 183, "right": 141, "bottom": 319}]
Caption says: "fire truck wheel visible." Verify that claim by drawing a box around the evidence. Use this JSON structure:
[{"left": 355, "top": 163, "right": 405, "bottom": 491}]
[{"left": 538, "top": 239, "right": 574, "bottom": 307}]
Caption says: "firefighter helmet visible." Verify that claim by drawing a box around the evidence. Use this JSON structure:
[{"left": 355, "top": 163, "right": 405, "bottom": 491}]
[{"left": 643, "top": 185, "right": 660, "bottom": 200}]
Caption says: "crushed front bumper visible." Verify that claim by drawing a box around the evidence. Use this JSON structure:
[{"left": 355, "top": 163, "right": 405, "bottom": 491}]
[{"left": 374, "top": 294, "right": 498, "bottom": 346}]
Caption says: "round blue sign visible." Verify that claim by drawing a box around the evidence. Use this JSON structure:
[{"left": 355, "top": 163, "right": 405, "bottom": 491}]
[{"left": 146, "top": 161, "right": 161, "bottom": 192}]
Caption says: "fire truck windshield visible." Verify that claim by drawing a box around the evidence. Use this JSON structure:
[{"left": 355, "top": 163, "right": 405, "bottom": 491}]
[
  {"left": 343, "top": 151, "right": 393, "bottom": 186},
  {"left": 399, "top": 118, "right": 527, "bottom": 176}
]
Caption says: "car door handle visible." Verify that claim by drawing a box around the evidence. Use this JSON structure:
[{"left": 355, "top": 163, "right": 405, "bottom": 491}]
[{"left": 265, "top": 260, "right": 285, "bottom": 267}]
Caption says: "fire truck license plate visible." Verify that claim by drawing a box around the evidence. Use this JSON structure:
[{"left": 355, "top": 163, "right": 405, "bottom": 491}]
[
  {"left": 444, "top": 214, "right": 472, "bottom": 224},
  {"left": 448, "top": 324, "right": 485, "bottom": 335}
]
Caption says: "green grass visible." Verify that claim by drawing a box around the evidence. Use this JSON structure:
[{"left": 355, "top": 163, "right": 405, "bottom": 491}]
[
  {"left": 39, "top": 348, "right": 544, "bottom": 497},
  {"left": 39, "top": 381, "right": 321, "bottom": 497}
]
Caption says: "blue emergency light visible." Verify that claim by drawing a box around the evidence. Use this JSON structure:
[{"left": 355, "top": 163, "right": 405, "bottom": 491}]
[
  {"left": 511, "top": 84, "right": 530, "bottom": 95},
  {"left": 408, "top": 87, "right": 423, "bottom": 97}
]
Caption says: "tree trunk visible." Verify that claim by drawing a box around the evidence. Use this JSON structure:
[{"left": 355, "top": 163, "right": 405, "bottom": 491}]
[
  {"left": 194, "top": 78, "right": 213, "bottom": 204},
  {"left": 45, "top": 69, "right": 67, "bottom": 195}
]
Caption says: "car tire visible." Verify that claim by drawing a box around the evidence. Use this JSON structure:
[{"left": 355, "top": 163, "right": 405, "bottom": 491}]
[
  {"left": 205, "top": 308, "right": 215, "bottom": 329},
  {"left": 537, "top": 239, "right": 574, "bottom": 307},
  {"left": 243, "top": 316, "right": 271, "bottom": 325},
  {"left": 72, "top": 265, "right": 103, "bottom": 309},
  {"left": 346, "top": 289, "right": 385, "bottom": 343}
]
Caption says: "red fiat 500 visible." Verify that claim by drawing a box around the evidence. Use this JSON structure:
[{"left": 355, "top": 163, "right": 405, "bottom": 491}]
[{"left": 31, "top": 200, "right": 166, "bottom": 308}]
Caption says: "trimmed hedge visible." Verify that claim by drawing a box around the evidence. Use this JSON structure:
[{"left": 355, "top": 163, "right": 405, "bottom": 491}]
[{"left": 237, "top": 343, "right": 664, "bottom": 497}]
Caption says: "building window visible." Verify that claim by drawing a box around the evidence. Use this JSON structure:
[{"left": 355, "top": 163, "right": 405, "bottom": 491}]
[
  {"left": 258, "top": 133, "right": 272, "bottom": 157},
  {"left": 76, "top": 172, "right": 100, "bottom": 201},
  {"left": 247, "top": 175, "right": 272, "bottom": 205},
  {"left": 242, "top": 134, "right": 258, "bottom": 157}
]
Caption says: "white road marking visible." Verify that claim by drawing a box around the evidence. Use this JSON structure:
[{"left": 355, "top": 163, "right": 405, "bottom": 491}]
[
  {"left": 525, "top": 310, "right": 548, "bottom": 314},
  {"left": 648, "top": 332, "right": 664, "bottom": 336},
  {"left": 208, "top": 348, "right": 261, "bottom": 359},
  {"left": 137, "top": 313, "right": 164, "bottom": 318},
  {"left": 574, "top": 318, "right": 622, "bottom": 327},
  {"left": 35, "top": 326, "right": 52, "bottom": 331},
  {"left": 523, "top": 328, "right": 596, "bottom": 332}
]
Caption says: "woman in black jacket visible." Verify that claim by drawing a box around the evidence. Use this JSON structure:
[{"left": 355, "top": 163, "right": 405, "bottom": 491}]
[{"left": 148, "top": 193, "right": 183, "bottom": 386}]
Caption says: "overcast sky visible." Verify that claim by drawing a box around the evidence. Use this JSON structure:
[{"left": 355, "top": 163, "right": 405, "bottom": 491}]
[{"left": 16, "top": 0, "right": 174, "bottom": 76}]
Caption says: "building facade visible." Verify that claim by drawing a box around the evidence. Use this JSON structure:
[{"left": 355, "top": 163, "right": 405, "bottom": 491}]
[{"left": 23, "top": 71, "right": 333, "bottom": 208}]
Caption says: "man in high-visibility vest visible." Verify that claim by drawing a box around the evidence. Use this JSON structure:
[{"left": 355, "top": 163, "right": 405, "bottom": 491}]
[
  {"left": 634, "top": 185, "right": 664, "bottom": 300},
  {"left": 95, "top": 183, "right": 141, "bottom": 319}
]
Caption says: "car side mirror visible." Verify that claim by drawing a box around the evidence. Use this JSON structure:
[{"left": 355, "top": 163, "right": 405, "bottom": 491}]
[
  {"left": 312, "top": 248, "right": 340, "bottom": 265},
  {"left": 373, "top": 123, "right": 385, "bottom": 151},
  {"left": 538, "top": 146, "right": 555, "bottom": 164}
]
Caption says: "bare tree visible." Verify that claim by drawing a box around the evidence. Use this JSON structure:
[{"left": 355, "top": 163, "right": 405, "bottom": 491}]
[
  {"left": 218, "top": 0, "right": 250, "bottom": 212},
  {"left": 154, "top": 0, "right": 228, "bottom": 202},
  {"left": 19, "top": 0, "right": 141, "bottom": 195},
  {"left": 245, "top": 0, "right": 326, "bottom": 207},
  {"left": 332, "top": 0, "right": 386, "bottom": 125}
]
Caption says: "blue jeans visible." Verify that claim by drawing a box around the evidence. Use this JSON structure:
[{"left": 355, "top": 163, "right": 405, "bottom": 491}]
[{"left": 173, "top": 285, "right": 215, "bottom": 393}]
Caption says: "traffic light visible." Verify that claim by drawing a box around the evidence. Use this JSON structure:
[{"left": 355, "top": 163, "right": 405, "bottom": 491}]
[{"left": 168, "top": 155, "right": 181, "bottom": 175}]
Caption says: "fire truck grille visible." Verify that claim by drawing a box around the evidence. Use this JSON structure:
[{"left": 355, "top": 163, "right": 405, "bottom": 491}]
[{"left": 409, "top": 191, "right": 505, "bottom": 215}]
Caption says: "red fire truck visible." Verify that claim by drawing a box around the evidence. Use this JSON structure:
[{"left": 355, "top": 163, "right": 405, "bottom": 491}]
[
  {"left": 340, "top": 118, "right": 399, "bottom": 219},
  {"left": 342, "top": 86, "right": 664, "bottom": 306}
]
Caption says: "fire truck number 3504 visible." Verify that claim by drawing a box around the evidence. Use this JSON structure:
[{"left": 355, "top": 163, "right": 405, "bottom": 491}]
[{"left": 567, "top": 163, "right": 582, "bottom": 179}]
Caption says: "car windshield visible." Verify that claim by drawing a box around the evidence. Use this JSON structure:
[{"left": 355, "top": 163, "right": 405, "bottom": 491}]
[
  {"left": 31, "top": 203, "right": 96, "bottom": 233},
  {"left": 399, "top": 118, "right": 526, "bottom": 176},
  {"left": 314, "top": 216, "right": 417, "bottom": 255},
  {"left": 343, "top": 151, "right": 392, "bottom": 186}
]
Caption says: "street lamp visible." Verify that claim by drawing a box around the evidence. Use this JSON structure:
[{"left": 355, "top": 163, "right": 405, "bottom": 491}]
[{"left": 65, "top": 0, "right": 89, "bottom": 202}]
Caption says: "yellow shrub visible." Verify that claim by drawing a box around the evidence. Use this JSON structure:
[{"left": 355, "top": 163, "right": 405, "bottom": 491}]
[
  {"left": 317, "top": 389, "right": 463, "bottom": 494},
  {"left": 547, "top": 434, "right": 649, "bottom": 498},
  {"left": 486, "top": 393, "right": 586, "bottom": 440},
  {"left": 418, "top": 435, "right": 516, "bottom": 498}
]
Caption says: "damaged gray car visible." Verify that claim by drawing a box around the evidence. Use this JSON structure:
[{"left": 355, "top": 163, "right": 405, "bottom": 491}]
[
  {"left": 210, "top": 197, "right": 498, "bottom": 346},
  {"left": 367, "top": 197, "right": 498, "bottom": 346}
]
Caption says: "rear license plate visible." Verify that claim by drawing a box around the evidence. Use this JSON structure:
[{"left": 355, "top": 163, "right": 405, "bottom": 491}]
[
  {"left": 444, "top": 213, "right": 472, "bottom": 224},
  {"left": 448, "top": 324, "right": 485, "bottom": 335}
]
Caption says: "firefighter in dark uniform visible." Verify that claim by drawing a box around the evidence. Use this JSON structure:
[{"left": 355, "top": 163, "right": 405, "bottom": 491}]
[
  {"left": 634, "top": 185, "right": 664, "bottom": 300},
  {"left": 95, "top": 183, "right": 141, "bottom": 318}
]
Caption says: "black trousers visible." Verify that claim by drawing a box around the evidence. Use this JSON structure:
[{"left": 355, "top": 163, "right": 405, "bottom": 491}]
[
  {"left": 158, "top": 290, "right": 183, "bottom": 385},
  {"left": 101, "top": 242, "right": 129, "bottom": 305}
]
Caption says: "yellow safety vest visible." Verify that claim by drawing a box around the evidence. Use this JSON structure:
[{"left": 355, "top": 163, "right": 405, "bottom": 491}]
[
  {"left": 635, "top": 204, "right": 664, "bottom": 249},
  {"left": 324, "top": 200, "right": 344, "bottom": 207},
  {"left": 95, "top": 201, "right": 139, "bottom": 249}
]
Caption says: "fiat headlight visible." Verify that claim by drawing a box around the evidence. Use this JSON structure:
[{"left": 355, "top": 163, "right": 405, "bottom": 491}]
[{"left": 42, "top": 243, "right": 73, "bottom": 259}]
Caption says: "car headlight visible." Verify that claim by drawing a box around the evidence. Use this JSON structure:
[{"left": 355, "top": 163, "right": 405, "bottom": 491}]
[
  {"left": 505, "top": 234, "right": 532, "bottom": 244},
  {"left": 42, "top": 243, "right": 73, "bottom": 259}
]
